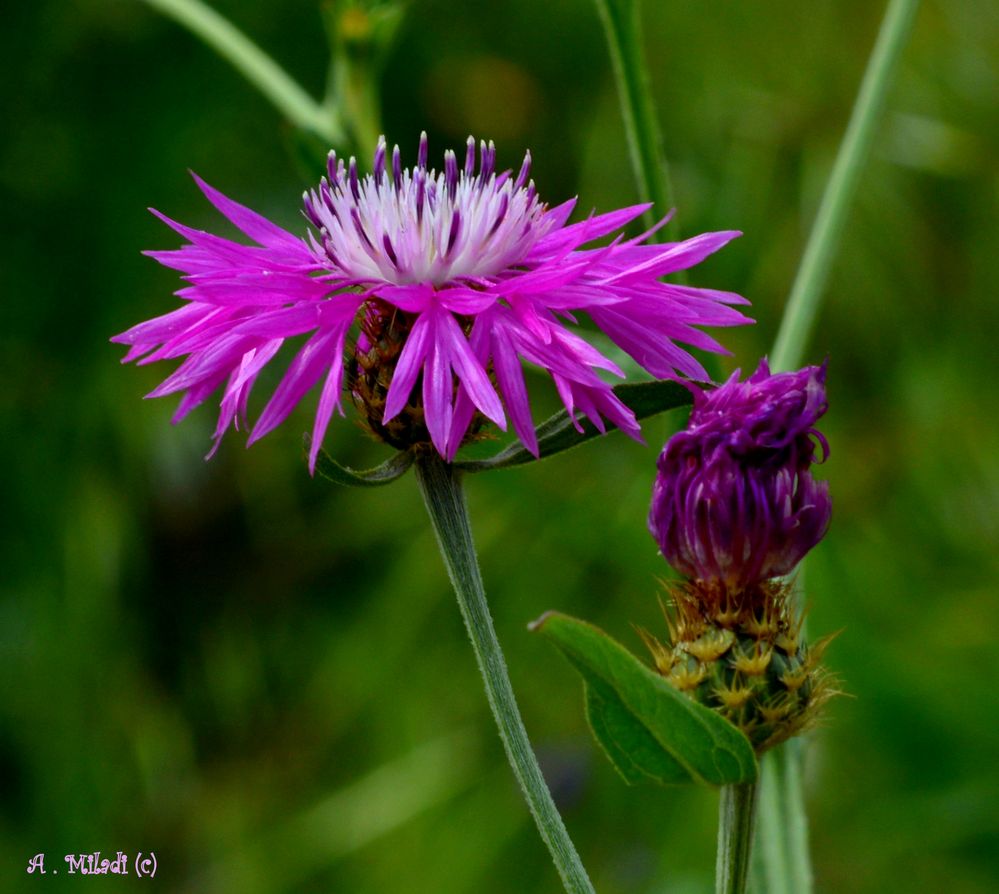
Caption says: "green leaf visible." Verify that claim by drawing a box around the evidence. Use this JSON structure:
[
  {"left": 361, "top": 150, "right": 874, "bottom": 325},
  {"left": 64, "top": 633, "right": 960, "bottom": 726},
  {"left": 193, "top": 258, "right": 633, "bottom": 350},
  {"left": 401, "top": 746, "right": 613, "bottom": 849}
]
[
  {"left": 313, "top": 446, "right": 414, "bottom": 487},
  {"left": 584, "top": 674, "right": 692, "bottom": 785},
  {"left": 456, "top": 378, "right": 694, "bottom": 473},
  {"left": 531, "top": 612, "right": 757, "bottom": 787}
]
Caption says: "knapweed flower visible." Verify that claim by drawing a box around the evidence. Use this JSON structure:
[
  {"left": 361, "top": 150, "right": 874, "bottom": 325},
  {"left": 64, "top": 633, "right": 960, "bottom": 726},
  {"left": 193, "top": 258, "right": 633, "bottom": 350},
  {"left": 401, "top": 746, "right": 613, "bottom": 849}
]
[
  {"left": 113, "top": 134, "right": 751, "bottom": 470},
  {"left": 649, "top": 360, "right": 831, "bottom": 590},
  {"left": 643, "top": 360, "right": 834, "bottom": 751}
]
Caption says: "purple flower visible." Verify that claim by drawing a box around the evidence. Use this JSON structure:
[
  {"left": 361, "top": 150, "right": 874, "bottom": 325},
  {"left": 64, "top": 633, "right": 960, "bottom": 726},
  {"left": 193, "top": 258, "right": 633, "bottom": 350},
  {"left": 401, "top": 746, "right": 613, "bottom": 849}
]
[
  {"left": 649, "top": 360, "right": 831, "bottom": 589},
  {"left": 114, "top": 134, "right": 751, "bottom": 470}
]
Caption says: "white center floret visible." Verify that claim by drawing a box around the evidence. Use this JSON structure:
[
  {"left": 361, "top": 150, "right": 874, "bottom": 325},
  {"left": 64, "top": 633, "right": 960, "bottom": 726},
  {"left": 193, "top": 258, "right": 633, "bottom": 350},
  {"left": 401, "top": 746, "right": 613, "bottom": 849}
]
[{"left": 304, "top": 134, "right": 551, "bottom": 287}]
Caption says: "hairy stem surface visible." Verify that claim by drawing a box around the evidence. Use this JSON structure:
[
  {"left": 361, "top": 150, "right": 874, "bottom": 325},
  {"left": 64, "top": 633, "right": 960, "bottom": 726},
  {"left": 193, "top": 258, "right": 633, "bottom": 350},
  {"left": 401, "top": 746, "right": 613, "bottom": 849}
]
[{"left": 415, "top": 454, "right": 596, "bottom": 894}]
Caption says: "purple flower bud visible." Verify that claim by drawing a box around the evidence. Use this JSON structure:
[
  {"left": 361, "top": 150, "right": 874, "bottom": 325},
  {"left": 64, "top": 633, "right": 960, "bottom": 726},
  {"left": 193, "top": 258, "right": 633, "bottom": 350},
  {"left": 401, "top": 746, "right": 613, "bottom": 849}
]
[{"left": 649, "top": 360, "right": 831, "bottom": 590}]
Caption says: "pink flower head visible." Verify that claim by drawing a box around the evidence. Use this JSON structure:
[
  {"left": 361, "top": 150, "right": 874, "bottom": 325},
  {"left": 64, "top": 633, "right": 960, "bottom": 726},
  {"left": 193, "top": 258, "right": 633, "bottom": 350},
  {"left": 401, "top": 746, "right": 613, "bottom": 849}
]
[
  {"left": 649, "top": 360, "right": 831, "bottom": 589},
  {"left": 113, "top": 134, "right": 751, "bottom": 470}
]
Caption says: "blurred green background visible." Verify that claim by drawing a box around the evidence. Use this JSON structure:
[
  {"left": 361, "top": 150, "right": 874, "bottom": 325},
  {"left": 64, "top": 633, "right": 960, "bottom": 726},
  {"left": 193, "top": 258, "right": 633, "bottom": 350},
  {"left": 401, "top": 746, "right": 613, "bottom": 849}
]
[{"left": 2, "top": 0, "right": 997, "bottom": 891}]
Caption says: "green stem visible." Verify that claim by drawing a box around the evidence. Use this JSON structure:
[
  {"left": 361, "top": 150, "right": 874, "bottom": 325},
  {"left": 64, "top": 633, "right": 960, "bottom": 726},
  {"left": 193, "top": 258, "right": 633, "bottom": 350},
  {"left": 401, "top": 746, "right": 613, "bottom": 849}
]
[
  {"left": 329, "top": 52, "right": 383, "bottom": 163},
  {"left": 321, "top": 4, "right": 388, "bottom": 163},
  {"left": 780, "top": 742, "right": 813, "bottom": 891},
  {"left": 716, "top": 782, "right": 759, "bottom": 894},
  {"left": 140, "top": 0, "right": 345, "bottom": 145},
  {"left": 770, "top": 0, "right": 921, "bottom": 372},
  {"left": 751, "top": 758, "right": 787, "bottom": 894},
  {"left": 593, "top": 0, "right": 680, "bottom": 246},
  {"left": 752, "top": 745, "right": 810, "bottom": 894},
  {"left": 414, "top": 454, "right": 596, "bottom": 894},
  {"left": 761, "top": 4, "right": 920, "bottom": 891}
]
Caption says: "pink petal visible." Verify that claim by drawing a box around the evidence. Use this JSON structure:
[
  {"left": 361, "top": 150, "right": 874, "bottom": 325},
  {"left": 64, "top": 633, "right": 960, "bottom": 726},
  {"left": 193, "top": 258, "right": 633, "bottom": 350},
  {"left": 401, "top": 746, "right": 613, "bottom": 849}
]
[
  {"left": 589, "top": 306, "right": 710, "bottom": 380},
  {"left": 436, "top": 286, "right": 499, "bottom": 315},
  {"left": 437, "top": 310, "right": 505, "bottom": 427},
  {"left": 147, "top": 333, "right": 251, "bottom": 397},
  {"left": 446, "top": 314, "right": 492, "bottom": 459},
  {"left": 307, "top": 326, "right": 351, "bottom": 472},
  {"left": 552, "top": 374, "right": 583, "bottom": 432},
  {"left": 171, "top": 369, "right": 232, "bottom": 423},
  {"left": 248, "top": 329, "right": 340, "bottom": 444},
  {"left": 233, "top": 305, "right": 321, "bottom": 338},
  {"left": 492, "top": 327, "right": 538, "bottom": 455},
  {"left": 422, "top": 336, "right": 452, "bottom": 457},
  {"left": 542, "top": 198, "right": 578, "bottom": 231},
  {"left": 529, "top": 203, "right": 650, "bottom": 258},
  {"left": 209, "top": 339, "right": 283, "bottom": 453},
  {"left": 602, "top": 231, "right": 741, "bottom": 282},
  {"left": 551, "top": 326, "right": 625, "bottom": 377},
  {"left": 112, "top": 302, "right": 213, "bottom": 347},
  {"left": 382, "top": 312, "right": 432, "bottom": 422},
  {"left": 376, "top": 283, "right": 434, "bottom": 313},
  {"left": 191, "top": 173, "right": 307, "bottom": 251}
]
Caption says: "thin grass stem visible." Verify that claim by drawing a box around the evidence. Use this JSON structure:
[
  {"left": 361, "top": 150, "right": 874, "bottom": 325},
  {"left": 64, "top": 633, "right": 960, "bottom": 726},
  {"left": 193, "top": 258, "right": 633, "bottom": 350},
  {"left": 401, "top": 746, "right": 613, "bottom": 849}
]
[
  {"left": 140, "top": 0, "right": 345, "bottom": 145},
  {"left": 593, "top": 0, "right": 681, "bottom": 248},
  {"left": 770, "top": 0, "right": 921, "bottom": 372},
  {"left": 763, "top": 4, "right": 921, "bottom": 891}
]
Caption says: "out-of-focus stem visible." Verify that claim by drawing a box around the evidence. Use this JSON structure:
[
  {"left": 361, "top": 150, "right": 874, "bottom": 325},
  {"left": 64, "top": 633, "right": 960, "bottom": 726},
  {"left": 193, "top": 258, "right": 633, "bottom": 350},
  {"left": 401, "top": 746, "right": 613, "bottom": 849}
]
[
  {"left": 593, "top": 0, "right": 681, "bottom": 247},
  {"left": 321, "top": 3, "right": 403, "bottom": 162},
  {"left": 770, "top": 0, "right": 921, "bottom": 372},
  {"left": 329, "top": 50, "right": 382, "bottom": 163},
  {"left": 764, "top": 3, "right": 921, "bottom": 891},
  {"left": 140, "top": 0, "right": 345, "bottom": 145}
]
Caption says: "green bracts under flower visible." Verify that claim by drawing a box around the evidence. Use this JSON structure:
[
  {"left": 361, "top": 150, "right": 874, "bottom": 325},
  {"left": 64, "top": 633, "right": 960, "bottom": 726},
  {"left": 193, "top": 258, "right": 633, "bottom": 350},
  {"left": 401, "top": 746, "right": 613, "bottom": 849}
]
[{"left": 641, "top": 580, "right": 836, "bottom": 753}]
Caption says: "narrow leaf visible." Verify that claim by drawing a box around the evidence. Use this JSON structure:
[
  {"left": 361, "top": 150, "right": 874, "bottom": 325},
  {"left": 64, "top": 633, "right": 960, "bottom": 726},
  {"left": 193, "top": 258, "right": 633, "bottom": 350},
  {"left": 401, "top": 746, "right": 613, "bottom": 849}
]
[
  {"left": 313, "top": 445, "right": 414, "bottom": 487},
  {"left": 532, "top": 612, "right": 757, "bottom": 787},
  {"left": 456, "top": 378, "right": 694, "bottom": 473}
]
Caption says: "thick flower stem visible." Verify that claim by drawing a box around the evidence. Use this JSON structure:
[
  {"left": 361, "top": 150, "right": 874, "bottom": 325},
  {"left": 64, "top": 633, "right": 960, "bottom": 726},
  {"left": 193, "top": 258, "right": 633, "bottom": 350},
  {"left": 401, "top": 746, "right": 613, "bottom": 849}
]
[
  {"left": 716, "top": 782, "right": 759, "bottom": 894},
  {"left": 414, "top": 453, "right": 596, "bottom": 894}
]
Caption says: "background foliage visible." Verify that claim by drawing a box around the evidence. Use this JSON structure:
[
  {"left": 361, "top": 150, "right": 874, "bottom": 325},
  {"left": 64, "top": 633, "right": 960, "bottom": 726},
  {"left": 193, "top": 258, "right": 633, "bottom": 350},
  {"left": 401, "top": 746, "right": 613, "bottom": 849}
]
[{"left": 2, "top": 1, "right": 997, "bottom": 891}]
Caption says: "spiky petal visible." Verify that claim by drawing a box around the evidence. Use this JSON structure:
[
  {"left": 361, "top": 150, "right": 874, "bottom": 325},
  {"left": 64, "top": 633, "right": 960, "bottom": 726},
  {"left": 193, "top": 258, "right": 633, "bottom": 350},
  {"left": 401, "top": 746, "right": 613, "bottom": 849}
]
[{"left": 114, "top": 134, "right": 752, "bottom": 468}]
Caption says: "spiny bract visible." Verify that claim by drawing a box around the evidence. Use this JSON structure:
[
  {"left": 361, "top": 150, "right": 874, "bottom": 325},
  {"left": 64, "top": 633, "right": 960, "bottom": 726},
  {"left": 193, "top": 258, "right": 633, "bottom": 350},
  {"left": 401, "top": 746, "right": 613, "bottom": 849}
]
[{"left": 641, "top": 580, "right": 836, "bottom": 752}]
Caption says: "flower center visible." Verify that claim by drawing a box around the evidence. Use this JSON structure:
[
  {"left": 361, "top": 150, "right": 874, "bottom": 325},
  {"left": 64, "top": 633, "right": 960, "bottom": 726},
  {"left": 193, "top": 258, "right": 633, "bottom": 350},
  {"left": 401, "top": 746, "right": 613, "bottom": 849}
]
[{"left": 304, "top": 134, "right": 550, "bottom": 287}]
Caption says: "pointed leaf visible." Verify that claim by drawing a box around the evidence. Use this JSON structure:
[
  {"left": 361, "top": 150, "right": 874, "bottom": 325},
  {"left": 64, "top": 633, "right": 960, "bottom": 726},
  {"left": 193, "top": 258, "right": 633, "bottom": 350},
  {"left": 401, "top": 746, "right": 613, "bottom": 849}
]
[
  {"left": 456, "top": 378, "right": 694, "bottom": 473},
  {"left": 312, "top": 445, "right": 414, "bottom": 487},
  {"left": 531, "top": 612, "right": 757, "bottom": 787},
  {"left": 584, "top": 675, "right": 693, "bottom": 785}
]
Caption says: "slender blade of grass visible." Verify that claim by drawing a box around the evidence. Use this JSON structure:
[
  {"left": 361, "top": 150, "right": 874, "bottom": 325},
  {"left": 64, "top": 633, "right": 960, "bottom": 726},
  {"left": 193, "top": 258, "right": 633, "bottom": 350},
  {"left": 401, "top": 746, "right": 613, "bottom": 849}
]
[{"left": 140, "top": 0, "right": 344, "bottom": 144}]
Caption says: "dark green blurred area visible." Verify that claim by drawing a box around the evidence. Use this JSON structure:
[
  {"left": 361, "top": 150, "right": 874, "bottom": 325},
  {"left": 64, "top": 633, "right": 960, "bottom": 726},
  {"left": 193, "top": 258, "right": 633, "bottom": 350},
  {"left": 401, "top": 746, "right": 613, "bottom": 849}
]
[{"left": 2, "top": 0, "right": 997, "bottom": 891}]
